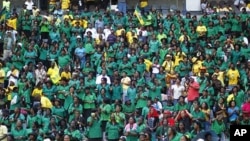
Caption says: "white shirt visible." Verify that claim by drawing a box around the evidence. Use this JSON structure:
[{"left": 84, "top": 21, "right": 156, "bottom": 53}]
[
  {"left": 171, "top": 84, "right": 185, "bottom": 99},
  {"left": 95, "top": 75, "right": 111, "bottom": 85},
  {"left": 152, "top": 64, "right": 160, "bottom": 74},
  {"left": 7, "top": 70, "right": 19, "bottom": 86},
  {"left": 84, "top": 28, "right": 97, "bottom": 38},
  {"left": 103, "top": 28, "right": 111, "bottom": 40},
  {"left": 25, "top": 0, "right": 34, "bottom": 10},
  {"left": 35, "top": 68, "right": 47, "bottom": 85},
  {"left": 137, "top": 29, "right": 148, "bottom": 37}
]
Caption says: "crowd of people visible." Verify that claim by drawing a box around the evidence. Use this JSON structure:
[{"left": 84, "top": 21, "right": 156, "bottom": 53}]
[{"left": 0, "top": 0, "right": 250, "bottom": 141}]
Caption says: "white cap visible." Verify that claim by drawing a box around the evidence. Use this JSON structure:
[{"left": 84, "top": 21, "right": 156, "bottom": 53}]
[{"left": 76, "top": 35, "right": 81, "bottom": 39}]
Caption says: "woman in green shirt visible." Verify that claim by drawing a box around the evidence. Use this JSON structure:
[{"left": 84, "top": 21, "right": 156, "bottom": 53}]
[
  {"left": 87, "top": 110, "right": 102, "bottom": 141},
  {"left": 82, "top": 87, "right": 96, "bottom": 121},
  {"left": 106, "top": 114, "right": 123, "bottom": 141}
]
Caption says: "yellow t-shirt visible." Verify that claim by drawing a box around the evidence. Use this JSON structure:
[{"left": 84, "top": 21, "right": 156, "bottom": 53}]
[
  {"left": 116, "top": 29, "right": 125, "bottom": 36},
  {"left": 174, "top": 52, "right": 186, "bottom": 66},
  {"left": 32, "top": 88, "right": 43, "bottom": 97},
  {"left": 0, "top": 69, "right": 5, "bottom": 83},
  {"left": 61, "top": 0, "right": 70, "bottom": 10},
  {"left": 196, "top": 25, "right": 207, "bottom": 36},
  {"left": 162, "top": 61, "right": 174, "bottom": 73},
  {"left": 61, "top": 71, "right": 72, "bottom": 80},
  {"left": 227, "top": 69, "right": 240, "bottom": 85},
  {"left": 192, "top": 63, "right": 202, "bottom": 75},
  {"left": 41, "top": 96, "right": 53, "bottom": 109},
  {"left": 47, "top": 67, "right": 61, "bottom": 84}
]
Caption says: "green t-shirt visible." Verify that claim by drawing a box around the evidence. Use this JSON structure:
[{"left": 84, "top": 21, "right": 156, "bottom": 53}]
[
  {"left": 87, "top": 117, "right": 102, "bottom": 138},
  {"left": 100, "top": 104, "right": 112, "bottom": 121},
  {"left": 211, "top": 120, "right": 225, "bottom": 135},
  {"left": 106, "top": 122, "right": 122, "bottom": 140}
]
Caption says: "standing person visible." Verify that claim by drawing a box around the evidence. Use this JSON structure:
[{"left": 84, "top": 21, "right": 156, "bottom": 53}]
[
  {"left": 171, "top": 78, "right": 185, "bottom": 104},
  {"left": 186, "top": 77, "right": 200, "bottom": 105},
  {"left": 146, "top": 106, "right": 160, "bottom": 141},
  {"left": 87, "top": 110, "right": 102, "bottom": 141},
  {"left": 106, "top": 114, "right": 123, "bottom": 141},
  {"left": 124, "top": 117, "right": 139, "bottom": 141},
  {"left": 99, "top": 98, "right": 112, "bottom": 140},
  {"left": 118, "top": 0, "right": 127, "bottom": 15},
  {"left": 121, "top": 71, "right": 131, "bottom": 104},
  {"left": 3, "top": 31, "right": 13, "bottom": 60}
]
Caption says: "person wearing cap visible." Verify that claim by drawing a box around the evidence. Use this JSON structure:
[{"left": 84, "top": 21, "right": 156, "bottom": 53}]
[{"left": 162, "top": 54, "right": 174, "bottom": 73}]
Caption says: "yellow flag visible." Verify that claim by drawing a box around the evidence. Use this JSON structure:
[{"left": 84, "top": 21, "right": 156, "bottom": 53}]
[{"left": 7, "top": 18, "right": 17, "bottom": 30}]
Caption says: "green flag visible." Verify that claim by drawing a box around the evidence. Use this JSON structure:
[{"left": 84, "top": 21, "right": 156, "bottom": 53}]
[
  {"left": 0, "top": 7, "right": 7, "bottom": 22},
  {"left": 134, "top": 6, "right": 145, "bottom": 25}
]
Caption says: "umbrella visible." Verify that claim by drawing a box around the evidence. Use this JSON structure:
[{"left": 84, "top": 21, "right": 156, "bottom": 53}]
[{"left": 192, "top": 130, "right": 219, "bottom": 141}]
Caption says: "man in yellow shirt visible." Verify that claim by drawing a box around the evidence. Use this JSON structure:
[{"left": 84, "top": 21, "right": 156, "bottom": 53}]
[
  {"left": 226, "top": 64, "right": 240, "bottom": 90},
  {"left": 196, "top": 21, "right": 207, "bottom": 38},
  {"left": 162, "top": 54, "right": 175, "bottom": 73}
]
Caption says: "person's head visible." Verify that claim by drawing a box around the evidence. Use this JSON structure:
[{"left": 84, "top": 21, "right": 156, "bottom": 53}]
[
  {"left": 201, "top": 102, "right": 208, "bottom": 110},
  {"left": 162, "top": 118, "right": 168, "bottom": 126},
  {"left": 139, "top": 132, "right": 147, "bottom": 141},
  {"left": 167, "top": 127, "right": 177, "bottom": 136},
  {"left": 115, "top": 104, "right": 122, "bottom": 112},
  {"left": 180, "top": 135, "right": 190, "bottom": 141},
  {"left": 193, "top": 120, "right": 202, "bottom": 130},
  {"left": 229, "top": 100, "right": 236, "bottom": 108},
  {"left": 63, "top": 135, "right": 70, "bottom": 141},
  {"left": 178, "top": 121, "right": 185, "bottom": 130},
  {"left": 128, "top": 117, "right": 135, "bottom": 124},
  {"left": 110, "top": 114, "right": 116, "bottom": 122},
  {"left": 205, "top": 132, "right": 212, "bottom": 141}
]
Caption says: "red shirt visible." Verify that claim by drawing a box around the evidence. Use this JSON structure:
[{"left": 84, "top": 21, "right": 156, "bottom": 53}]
[
  {"left": 187, "top": 81, "right": 200, "bottom": 102},
  {"left": 242, "top": 102, "right": 250, "bottom": 117}
]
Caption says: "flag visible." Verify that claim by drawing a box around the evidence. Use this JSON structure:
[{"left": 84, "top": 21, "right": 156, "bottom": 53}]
[
  {"left": 0, "top": 7, "right": 7, "bottom": 22},
  {"left": 6, "top": 18, "right": 17, "bottom": 30},
  {"left": 134, "top": 6, "right": 145, "bottom": 25}
]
